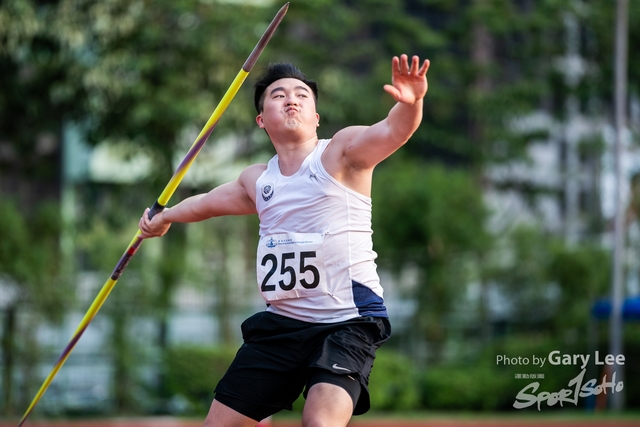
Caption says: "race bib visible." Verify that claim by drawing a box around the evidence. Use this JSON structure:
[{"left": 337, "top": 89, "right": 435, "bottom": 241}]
[{"left": 256, "top": 232, "right": 327, "bottom": 301}]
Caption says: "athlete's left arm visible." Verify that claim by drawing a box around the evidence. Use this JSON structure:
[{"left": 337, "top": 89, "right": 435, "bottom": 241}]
[{"left": 331, "top": 54, "right": 429, "bottom": 171}]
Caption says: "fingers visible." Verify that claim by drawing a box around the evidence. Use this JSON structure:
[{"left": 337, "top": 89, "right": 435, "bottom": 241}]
[
  {"left": 139, "top": 207, "right": 164, "bottom": 239},
  {"left": 409, "top": 55, "right": 419, "bottom": 73},
  {"left": 383, "top": 83, "right": 401, "bottom": 101},
  {"left": 418, "top": 59, "right": 430, "bottom": 76},
  {"left": 391, "top": 54, "right": 410, "bottom": 75},
  {"left": 138, "top": 208, "right": 151, "bottom": 238},
  {"left": 392, "top": 54, "right": 430, "bottom": 77},
  {"left": 391, "top": 55, "right": 400, "bottom": 73},
  {"left": 139, "top": 207, "right": 172, "bottom": 239},
  {"left": 401, "top": 54, "right": 410, "bottom": 74}
]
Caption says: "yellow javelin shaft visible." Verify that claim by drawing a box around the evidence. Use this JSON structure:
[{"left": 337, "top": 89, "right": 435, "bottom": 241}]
[{"left": 156, "top": 69, "right": 249, "bottom": 207}]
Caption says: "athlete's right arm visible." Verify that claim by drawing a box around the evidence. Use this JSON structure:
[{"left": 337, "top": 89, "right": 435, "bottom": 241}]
[{"left": 138, "top": 163, "right": 266, "bottom": 238}]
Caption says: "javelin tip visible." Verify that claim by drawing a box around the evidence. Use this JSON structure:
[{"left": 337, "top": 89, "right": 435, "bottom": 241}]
[{"left": 242, "top": 2, "right": 289, "bottom": 72}]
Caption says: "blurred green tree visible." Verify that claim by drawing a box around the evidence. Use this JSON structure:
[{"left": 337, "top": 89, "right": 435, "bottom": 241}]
[
  {"left": 0, "top": 200, "right": 72, "bottom": 415},
  {"left": 373, "top": 157, "right": 489, "bottom": 362},
  {"left": 1, "top": 0, "right": 293, "bottom": 411}
]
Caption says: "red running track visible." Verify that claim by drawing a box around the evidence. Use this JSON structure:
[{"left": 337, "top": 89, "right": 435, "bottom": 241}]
[{"left": 3, "top": 417, "right": 640, "bottom": 427}]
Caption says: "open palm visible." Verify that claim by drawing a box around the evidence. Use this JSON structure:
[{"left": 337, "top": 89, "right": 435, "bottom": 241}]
[{"left": 383, "top": 54, "right": 430, "bottom": 104}]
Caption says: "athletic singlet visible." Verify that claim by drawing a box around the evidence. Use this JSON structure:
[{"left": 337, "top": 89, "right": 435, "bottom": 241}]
[{"left": 254, "top": 139, "right": 388, "bottom": 323}]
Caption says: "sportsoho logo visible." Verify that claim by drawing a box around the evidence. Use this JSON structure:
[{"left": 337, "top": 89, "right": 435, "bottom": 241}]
[{"left": 497, "top": 350, "right": 625, "bottom": 410}]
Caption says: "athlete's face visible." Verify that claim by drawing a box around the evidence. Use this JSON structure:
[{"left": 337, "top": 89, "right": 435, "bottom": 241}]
[{"left": 256, "top": 78, "right": 319, "bottom": 137}]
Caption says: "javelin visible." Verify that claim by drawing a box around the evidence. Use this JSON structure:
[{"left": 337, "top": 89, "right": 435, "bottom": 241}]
[{"left": 17, "top": 3, "right": 289, "bottom": 426}]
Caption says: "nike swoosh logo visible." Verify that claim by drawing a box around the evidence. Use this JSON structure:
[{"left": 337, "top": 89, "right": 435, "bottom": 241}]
[{"left": 332, "top": 363, "right": 350, "bottom": 372}]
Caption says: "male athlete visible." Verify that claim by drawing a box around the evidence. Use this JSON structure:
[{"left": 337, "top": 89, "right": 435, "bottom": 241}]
[{"left": 139, "top": 54, "right": 429, "bottom": 427}]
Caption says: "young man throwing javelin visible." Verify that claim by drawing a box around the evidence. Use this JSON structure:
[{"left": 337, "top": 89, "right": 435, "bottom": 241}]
[{"left": 139, "top": 54, "right": 430, "bottom": 427}]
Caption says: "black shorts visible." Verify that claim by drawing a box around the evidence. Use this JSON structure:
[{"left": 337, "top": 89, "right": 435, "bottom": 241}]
[{"left": 213, "top": 312, "right": 391, "bottom": 422}]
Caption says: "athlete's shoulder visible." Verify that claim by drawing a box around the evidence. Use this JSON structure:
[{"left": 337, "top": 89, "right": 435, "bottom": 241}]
[
  {"left": 329, "top": 126, "right": 369, "bottom": 146},
  {"left": 241, "top": 163, "right": 268, "bottom": 180},
  {"left": 238, "top": 163, "right": 268, "bottom": 194}
]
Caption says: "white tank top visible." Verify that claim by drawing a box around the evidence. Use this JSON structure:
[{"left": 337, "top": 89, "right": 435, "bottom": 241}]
[{"left": 255, "top": 139, "right": 388, "bottom": 323}]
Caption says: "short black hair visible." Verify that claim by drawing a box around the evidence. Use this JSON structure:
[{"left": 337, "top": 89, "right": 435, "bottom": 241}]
[{"left": 253, "top": 63, "right": 318, "bottom": 113}]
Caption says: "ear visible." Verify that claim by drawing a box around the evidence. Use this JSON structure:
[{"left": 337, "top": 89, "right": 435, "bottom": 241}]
[
  {"left": 256, "top": 114, "right": 265, "bottom": 128},
  {"left": 316, "top": 113, "right": 320, "bottom": 127}
]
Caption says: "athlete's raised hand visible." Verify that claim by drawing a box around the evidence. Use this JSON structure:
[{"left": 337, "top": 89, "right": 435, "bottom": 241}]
[{"left": 383, "top": 54, "right": 430, "bottom": 105}]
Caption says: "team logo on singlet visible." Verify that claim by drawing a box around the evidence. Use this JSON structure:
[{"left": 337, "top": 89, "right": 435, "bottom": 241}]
[{"left": 261, "top": 183, "right": 275, "bottom": 202}]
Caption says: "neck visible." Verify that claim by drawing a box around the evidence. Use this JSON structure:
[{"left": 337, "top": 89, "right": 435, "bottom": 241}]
[{"left": 275, "top": 136, "right": 319, "bottom": 176}]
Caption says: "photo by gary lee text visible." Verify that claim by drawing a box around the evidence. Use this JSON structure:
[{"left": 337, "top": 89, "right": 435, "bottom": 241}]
[{"left": 496, "top": 350, "right": 625, "bottom": 369}]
